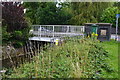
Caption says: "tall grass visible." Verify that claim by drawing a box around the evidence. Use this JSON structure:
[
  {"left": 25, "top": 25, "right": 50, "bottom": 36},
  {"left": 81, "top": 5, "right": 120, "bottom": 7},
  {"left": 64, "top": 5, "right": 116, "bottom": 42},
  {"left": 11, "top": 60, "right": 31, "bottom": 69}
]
[{"left": 3, "top": 38, "right": 113, "bottom": 78}]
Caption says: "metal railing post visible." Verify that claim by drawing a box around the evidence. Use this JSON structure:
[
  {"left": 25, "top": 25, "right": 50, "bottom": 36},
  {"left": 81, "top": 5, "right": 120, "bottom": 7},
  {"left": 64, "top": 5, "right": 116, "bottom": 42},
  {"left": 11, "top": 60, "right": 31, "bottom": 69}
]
[
  {"left": 83, "top": 26, "right": 85, "bottom": 33},
  {"left": 82, "top": 26, "right": 85, "bottom": 38},
  {"left": 53, "top": 25, "right": 54, "bottom": 38},
  {"left": 40, "top": 25, "right": 41, "bottom": 38},
  {"left": 67, "top": 26, "right": 69, "bottom": 33}
]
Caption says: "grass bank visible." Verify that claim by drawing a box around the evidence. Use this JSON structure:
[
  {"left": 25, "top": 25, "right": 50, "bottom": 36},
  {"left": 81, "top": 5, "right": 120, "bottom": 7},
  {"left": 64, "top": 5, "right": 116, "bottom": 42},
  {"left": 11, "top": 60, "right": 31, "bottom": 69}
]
[{"left": 99, "top": 40, "right": 118, "bottom": 78}]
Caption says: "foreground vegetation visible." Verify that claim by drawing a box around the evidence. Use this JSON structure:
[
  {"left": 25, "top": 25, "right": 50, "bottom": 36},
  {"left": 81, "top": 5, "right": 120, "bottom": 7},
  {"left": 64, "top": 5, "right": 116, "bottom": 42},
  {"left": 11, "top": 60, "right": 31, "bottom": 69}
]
[{"left": 2, "top": 38, "right": 118, "bottom": 78}]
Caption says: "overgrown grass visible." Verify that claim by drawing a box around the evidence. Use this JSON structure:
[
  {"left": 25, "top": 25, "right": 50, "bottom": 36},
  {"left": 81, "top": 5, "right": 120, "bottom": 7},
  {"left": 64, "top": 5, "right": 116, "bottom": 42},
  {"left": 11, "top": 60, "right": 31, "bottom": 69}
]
[
  {"left": 99, "top": 40, "right": 118, "bottom": 78},
  {"left": 2, "top": 38, "right": 116, "bottom": 78}
]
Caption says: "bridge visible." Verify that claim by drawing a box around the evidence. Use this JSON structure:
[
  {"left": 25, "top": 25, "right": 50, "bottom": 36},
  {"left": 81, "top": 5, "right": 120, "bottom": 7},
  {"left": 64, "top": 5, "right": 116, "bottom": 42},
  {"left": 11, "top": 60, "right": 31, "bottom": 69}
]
[{"left": 29, "top": 25, "right": 85, "bottom": 42}]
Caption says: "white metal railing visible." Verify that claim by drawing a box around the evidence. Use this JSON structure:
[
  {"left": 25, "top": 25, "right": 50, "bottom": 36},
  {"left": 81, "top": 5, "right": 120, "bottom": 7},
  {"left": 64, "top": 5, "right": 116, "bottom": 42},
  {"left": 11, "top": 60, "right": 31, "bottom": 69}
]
[{"left": 30, "top": 25, "right": 85, "bottom": 38}]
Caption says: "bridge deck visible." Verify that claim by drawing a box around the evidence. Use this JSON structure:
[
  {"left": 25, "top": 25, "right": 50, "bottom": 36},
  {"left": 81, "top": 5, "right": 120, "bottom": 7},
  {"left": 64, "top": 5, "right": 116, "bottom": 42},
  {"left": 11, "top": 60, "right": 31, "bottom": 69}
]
[{"left": 29, "top": 37, "right": 60, "bottom": 42}]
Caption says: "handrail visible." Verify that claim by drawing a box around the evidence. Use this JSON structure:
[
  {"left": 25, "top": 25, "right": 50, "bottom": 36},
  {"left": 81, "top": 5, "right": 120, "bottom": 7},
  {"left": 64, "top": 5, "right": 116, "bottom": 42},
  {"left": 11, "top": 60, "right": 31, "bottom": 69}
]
[{"left": 30, "top": 25, "right": 85, "bottom": 38}]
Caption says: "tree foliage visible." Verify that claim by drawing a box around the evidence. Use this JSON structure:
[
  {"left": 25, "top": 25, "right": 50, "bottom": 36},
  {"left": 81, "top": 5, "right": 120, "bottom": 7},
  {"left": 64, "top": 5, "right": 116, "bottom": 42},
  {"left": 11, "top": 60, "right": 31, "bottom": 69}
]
[
  {"left": 23, "top": 2, "right": 41, "bottom": 24},
  {"left": 2, "top": 2, "right": 30, "bottom": 47},
  {"left": 100, "top": 7, "right": 120, "bottom": 27},
  {"left": 2, "top": 2, "right": 29, "bottom": 32},
  {"left": 68, "top": 2, "right": 113, "bottom": 25},
  {"left": 23, "top": 2, "right": 72, "bottom": 25},
  {"left": 23, "top": 2, "right": 119, "bottom": 26},
  {"left": 35, "top": 2, "right": 58, "bottom": 25}
]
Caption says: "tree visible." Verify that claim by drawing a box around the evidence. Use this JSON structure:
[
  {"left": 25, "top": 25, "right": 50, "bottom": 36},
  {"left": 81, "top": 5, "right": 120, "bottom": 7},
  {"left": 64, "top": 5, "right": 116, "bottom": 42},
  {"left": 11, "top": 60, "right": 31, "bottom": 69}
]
[
  {"left": 35, "top": 2, "right": 73, "bottom": 25},
  {"left": 68, "top": 2, "right": 113, "bottom": 25},
  {"left": 2, "top": 2, "right": 30, "bottom": 47},
  {"left": 35, "top": 2, "right": 57, "bottom": 25},
  {"left": 23, "top": 2, "right": 72, "bottom": 25},
  {"left": 2, "top": 2, "right": 29, "bottom": 32},
  {"left": 56, "top": 2, "right": 73, "bottom": 25},
  {"left": 113, "top": 2, "right": 120, "bottom": 10},
  {"left": 100, "top": 7, "right": 120, "bottom": 27}
]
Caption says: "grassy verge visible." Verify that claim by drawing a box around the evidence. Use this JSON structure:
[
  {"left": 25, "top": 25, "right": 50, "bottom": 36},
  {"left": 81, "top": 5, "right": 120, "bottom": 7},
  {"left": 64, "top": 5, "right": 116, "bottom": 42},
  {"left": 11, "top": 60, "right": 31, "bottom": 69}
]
[{"left": 100, "top": 40, "right": 118, "bottom": 78}]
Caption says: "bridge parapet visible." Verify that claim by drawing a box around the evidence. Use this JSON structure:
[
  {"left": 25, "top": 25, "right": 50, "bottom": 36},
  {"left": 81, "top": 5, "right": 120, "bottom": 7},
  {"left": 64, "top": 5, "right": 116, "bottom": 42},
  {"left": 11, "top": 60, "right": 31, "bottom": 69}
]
[
  {"left": 30, "top": 25, "right": 84, "bottom": 37},
  {"left": 29, "top": 25, "right": 85, "bottom": 42}
]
